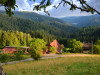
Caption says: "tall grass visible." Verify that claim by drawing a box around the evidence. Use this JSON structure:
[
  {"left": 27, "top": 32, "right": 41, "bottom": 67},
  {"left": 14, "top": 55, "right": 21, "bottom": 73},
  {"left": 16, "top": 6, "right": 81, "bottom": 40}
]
[{"left": 3, "top": 56, "right": 100, "bottom": 75}]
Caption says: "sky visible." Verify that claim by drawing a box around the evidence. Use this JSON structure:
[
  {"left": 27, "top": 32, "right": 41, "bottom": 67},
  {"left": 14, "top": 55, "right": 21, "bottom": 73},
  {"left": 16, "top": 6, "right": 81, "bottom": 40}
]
[{"left": 0, "top": 0, "right": 100, "bottom": 18}]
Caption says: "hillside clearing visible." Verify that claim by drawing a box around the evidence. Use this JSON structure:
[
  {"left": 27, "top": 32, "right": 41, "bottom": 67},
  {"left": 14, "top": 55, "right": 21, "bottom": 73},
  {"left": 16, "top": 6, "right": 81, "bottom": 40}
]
[{"left": 3, "top": 55, "right": 100, "bottom": 75}]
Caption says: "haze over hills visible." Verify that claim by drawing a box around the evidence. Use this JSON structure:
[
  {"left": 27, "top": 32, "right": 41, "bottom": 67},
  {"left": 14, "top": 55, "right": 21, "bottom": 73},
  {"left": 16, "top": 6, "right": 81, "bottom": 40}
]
[
  {"left": 61, "top": 14, "right": 100, "bottom": 28},
  {"left": 0, "top": 11, "right": 78, "bottom": 38}
]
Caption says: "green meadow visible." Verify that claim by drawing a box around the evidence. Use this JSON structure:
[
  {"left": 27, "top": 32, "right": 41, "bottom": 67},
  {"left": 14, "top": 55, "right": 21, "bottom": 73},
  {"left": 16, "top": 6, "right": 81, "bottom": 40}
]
[{"left": 3, "top": 55, "right": 100, "bottom": 75}]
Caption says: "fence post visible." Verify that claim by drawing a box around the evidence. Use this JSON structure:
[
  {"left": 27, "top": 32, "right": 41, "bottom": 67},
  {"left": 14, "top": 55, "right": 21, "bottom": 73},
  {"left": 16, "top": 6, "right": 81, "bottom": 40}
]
[
  {"left": 92, "top": 41, "right": 93, "bottom": 55},
  {"left": 0, "top": 64, "right": 6, "bottom": 75}
]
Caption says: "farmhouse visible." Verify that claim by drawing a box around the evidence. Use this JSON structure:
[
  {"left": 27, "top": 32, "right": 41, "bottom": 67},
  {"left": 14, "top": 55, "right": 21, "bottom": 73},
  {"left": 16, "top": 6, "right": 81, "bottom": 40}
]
[
  {"left": 2, "top": 46, "right": 30, "bottom": 54},
  {"left": 82, "top": 42, "right": 92, "bottom": 50},
  {"left": 43, "top": 40, "right": 62, "bottom": 54}
]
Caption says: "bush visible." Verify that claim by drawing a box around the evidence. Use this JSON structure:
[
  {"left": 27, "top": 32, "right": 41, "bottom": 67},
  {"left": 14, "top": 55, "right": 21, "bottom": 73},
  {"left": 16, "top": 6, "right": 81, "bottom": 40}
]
[
  {"left": 14, "top": 50, "right": 24, "bottom": 60},
  {"left": 49, "top": 46, "right": 56, "bottom": 53},
  {"left": 30, "top": 50, "right": 43, "bottom": 60},
  {"left": 94, "top": 45, "right": 100, "bottom": 54},
  {"left": 0, "top": 54, "right": 10, "bottom": 63},
  {"left": 63, "top": 47, "right": 72, "bottom": 52}
]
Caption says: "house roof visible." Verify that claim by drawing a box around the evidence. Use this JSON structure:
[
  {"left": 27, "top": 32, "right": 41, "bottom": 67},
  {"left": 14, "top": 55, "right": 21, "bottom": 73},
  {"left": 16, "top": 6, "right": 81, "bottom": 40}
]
[
  {"left": 5, "top": 46, "right": 30, "bottom": 49},
  {"left": 50, "top": 40, "right": 62, "bottom": 48},
  {"left": 3, "top": 47, "right": 17, "bottom": 52},
  {"left": 2, "top": 46, "right": 30, "bottom": 52}
]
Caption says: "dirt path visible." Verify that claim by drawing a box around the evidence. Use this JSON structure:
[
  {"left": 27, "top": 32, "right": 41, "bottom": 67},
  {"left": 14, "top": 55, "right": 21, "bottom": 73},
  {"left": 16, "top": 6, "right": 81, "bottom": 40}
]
[{"left": 1, "top": 54, "right": 94, "bottom": 65}]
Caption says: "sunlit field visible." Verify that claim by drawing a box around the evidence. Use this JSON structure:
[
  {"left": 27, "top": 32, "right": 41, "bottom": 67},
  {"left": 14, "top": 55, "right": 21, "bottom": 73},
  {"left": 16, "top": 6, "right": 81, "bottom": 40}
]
[{"left": 3, "top": 55, "right": 100, "bottom": 75}]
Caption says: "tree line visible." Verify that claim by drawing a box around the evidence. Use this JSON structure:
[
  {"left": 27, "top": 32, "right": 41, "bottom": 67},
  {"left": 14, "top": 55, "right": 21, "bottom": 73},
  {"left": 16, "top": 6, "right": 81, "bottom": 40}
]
[
  {"left": 0, "top": 29, "right": 57, "bottom": 49},
  {"left": 0, "top": 30, "right": 33, "bottom": 49}
]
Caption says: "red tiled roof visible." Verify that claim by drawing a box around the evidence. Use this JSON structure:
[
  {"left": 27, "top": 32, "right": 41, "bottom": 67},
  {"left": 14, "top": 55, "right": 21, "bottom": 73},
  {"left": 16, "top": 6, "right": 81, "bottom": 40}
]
[
  {"left": 50, "top": 40, "right": 60, "bottom": 47},
  {"left": 50, "top": 40, "right": 62, "bottom": 53},
  {"left": 3, "top": 47, "right": 17, "bottom": 52},
  {"left": 2, "top": 46, "right": 30, "bottom": 54}
]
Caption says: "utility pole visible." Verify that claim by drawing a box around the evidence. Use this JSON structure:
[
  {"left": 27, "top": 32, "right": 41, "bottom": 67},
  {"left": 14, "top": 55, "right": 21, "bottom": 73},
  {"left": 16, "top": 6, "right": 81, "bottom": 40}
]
[{"left": 92, "top": 41, "right": 93, "bottom": 55}]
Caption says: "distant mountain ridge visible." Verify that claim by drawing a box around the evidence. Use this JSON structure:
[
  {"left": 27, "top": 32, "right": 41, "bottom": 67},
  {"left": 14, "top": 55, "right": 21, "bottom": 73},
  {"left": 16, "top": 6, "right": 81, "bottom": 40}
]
[
  {"left": 0, "top": 11, "right": 70, "bottom": 25},
  {"left": 61, "top": 14, "right": 100, "bottom": 28}
]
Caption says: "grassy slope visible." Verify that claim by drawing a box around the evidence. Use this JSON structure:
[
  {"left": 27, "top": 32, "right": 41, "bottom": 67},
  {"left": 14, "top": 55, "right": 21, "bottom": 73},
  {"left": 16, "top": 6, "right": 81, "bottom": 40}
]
[{"left": 3, "top": 56, "right": 100, "bottom": 75}]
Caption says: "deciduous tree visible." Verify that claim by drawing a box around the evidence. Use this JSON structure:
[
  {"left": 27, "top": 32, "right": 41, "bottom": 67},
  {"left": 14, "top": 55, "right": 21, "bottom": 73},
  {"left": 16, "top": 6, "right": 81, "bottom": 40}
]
[
  {"left": 29, "top": 38, "right": 47, "bottom": 60},
  {"left": 94, "top": 40, "right": 100, "bottom": 54},
  {"left": 68, "top": 39, "right": 83, "bottom": 53}
]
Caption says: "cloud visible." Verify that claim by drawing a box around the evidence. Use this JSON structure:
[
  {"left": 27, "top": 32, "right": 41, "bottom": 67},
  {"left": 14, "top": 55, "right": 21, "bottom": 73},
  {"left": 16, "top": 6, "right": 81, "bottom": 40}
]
[
  {"left": 16, "top": 0, "right": 45, "bottom": 15},
  {"left": 16, "top": 0, "right": 32, "bottom": 11},
  {"left": 0, "top": 6, "right": 5, "bottom": 10}
]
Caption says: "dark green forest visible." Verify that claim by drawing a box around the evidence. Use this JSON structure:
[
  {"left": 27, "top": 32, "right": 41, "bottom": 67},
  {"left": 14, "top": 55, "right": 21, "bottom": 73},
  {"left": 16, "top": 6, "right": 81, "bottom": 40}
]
[
  {"left": 70, "top": 26, "right": 100, "bottom": 42},
  {"left": 0, "top": 13, "right": 77, "bottom": 38}
]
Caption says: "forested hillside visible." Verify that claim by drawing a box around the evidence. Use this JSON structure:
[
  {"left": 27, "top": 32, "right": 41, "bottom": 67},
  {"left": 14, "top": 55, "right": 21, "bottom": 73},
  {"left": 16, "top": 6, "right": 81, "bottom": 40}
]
[
  {"left": 0, "top": 11, "right": 77, "bottom": 33},
  {"left": 0, "top": 11, "right": 78, "bottom": 38},
  {"left": 0, "top": 11, "right": 68, "bottom": 24},
  {"left": 70, "top": 26, "right": 100, "bottom": 42},
  {"left": 61, "top": 14, "right": 100, "bottom": 28},
  {"left": 1, "top": 11, "right": 100, "bottom": 44},
  {"left": 0, "top": 14, "right": 78, "bottom": 38}
]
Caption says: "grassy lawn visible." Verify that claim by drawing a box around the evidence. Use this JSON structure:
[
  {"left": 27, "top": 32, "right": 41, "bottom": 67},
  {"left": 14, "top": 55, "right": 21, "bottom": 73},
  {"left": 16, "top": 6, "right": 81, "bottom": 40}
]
[{"left": 3, "top": 55, "right": 100, "bottom": 75}]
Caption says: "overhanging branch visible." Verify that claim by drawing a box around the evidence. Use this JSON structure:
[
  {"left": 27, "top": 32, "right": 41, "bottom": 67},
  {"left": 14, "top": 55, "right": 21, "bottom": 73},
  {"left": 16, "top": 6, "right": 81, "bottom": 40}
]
[{"left": 62, "top": 0, "right": 100, "bottom": 14}]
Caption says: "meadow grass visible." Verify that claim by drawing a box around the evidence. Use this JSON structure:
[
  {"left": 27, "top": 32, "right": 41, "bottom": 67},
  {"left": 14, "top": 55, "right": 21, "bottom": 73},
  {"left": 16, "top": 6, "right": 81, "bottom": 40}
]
[{"left": 3, "top": 55, "right": 100, "bottom": 75}]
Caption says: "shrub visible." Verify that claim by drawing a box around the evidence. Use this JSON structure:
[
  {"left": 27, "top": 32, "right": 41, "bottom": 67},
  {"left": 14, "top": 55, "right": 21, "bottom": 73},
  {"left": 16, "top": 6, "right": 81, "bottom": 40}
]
[
  {"left": 94, "top": 45, "right": 100, "bottom": 54},
  {"left": 30, "top": 50, "right": 43, "bottom": 60},
  {"left": 93, "top": 40, "right": 100, "bottom": 54},
  {"left": 63, "top": 47, "right": 72, "bottom": 52},
  {"left": 14, "top": 50, "right": 24, "bottom": 60},
  {"left": 49, "top": 46, "right": 56, "bottom": 53},
  {"left": 0, "top": 54, "right": 10, "bottom": 63}
]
